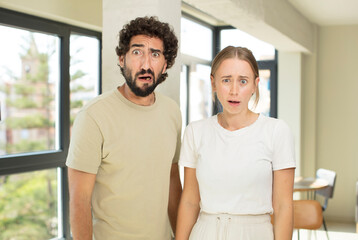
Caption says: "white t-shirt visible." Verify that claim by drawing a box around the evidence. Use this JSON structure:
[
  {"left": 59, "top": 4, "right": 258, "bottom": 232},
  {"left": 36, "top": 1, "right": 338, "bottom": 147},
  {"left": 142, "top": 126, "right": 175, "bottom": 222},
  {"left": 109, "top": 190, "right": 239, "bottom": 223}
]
[{"left": 179, "top": 114, "right": 296, "bottom": 215}]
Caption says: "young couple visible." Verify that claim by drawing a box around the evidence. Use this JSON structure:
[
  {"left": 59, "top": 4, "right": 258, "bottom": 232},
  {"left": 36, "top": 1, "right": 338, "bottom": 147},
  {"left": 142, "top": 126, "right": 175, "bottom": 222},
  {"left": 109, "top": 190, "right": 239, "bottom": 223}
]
[{"left": 66, "top": 16, "right": 295, "bottom": 240}]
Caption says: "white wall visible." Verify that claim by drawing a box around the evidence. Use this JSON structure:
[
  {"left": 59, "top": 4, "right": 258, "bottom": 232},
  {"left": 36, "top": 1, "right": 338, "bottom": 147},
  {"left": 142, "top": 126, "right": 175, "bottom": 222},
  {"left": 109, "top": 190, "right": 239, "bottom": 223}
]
[
  {"left": 314, "top": 25, "right": 358, "bottom": 222},
  {"left": 277, "top": 52, "right": 301, "bottom": 176}
]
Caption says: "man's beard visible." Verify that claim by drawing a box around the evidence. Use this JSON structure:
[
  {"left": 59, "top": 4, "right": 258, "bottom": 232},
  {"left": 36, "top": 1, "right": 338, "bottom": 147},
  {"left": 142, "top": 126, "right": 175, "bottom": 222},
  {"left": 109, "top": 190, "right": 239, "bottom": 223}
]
[{"left": 121, "top": 63, "right": 165, "bottom": 97}]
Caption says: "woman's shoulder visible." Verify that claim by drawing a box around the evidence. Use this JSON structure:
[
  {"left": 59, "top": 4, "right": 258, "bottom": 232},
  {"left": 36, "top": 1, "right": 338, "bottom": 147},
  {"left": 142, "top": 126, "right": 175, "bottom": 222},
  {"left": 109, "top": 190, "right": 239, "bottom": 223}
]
[
  {"left": 259, "top": 114, "right": 288, "bottom": 126},
  {"left": 258, "top": 115, "right": 292, "bottom": 137},
  {"left": 187, "top": 115, "right": 216, "bottom": 129}
]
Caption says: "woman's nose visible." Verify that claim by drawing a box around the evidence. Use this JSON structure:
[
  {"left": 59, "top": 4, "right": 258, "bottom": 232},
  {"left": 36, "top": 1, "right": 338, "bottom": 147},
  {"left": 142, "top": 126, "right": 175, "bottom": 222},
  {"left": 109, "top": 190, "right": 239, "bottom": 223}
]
[{"left": 230, "top": 82, "right": 239, "bottom": 95}]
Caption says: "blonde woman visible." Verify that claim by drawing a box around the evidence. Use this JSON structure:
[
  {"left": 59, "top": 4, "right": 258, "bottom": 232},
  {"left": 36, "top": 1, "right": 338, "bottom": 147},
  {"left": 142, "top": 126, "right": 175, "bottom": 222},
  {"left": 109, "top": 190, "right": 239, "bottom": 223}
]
[{"left": 176, "top": 46, "right": 295, "bottom": 240}]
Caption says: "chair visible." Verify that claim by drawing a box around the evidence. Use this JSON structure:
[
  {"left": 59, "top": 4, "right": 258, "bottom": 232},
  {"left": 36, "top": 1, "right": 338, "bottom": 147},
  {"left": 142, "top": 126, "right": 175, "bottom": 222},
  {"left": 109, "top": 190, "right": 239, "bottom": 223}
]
[
  {"left": 271, "top": 200, "right": 323, "bottom": 239},
  {"left": 294, "top": 200, "right": 323, "bottom": 239},
  {"left": 315, "top": 168, "right": 337, "bottom": 237}
]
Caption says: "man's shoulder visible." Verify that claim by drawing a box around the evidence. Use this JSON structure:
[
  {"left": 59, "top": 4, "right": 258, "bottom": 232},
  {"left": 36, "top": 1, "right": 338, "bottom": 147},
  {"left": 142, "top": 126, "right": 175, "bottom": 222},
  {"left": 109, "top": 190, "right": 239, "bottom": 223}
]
[
  {"left": 82, "top": 89, "right": 117, "bottom": 112},
  {"left": 156, "top": 92, "right": 180, "bottom": 112}
]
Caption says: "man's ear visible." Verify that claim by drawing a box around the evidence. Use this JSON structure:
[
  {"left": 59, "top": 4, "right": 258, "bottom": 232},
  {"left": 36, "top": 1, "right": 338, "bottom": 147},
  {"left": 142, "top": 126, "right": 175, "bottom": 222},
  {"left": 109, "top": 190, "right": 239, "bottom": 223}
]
[
  {"left": 118, "top": 55, "right": 125, "bottom": 68},
  {"left": 162, "top": 61, "right": 167, "bottom": 74}
]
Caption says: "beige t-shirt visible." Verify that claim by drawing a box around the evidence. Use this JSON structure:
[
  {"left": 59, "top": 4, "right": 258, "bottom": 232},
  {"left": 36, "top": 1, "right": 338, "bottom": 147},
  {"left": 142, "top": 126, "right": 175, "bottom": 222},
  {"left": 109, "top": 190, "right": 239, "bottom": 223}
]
[{"left": 66, "top": 88, "right": 181, "bottom": 240}]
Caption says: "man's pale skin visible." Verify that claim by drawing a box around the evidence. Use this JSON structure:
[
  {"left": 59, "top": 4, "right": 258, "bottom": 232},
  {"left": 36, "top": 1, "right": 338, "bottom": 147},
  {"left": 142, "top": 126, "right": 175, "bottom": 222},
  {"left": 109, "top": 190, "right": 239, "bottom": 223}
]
[{"left": 68, "top": 35, "right": 182, "bottom": 239}]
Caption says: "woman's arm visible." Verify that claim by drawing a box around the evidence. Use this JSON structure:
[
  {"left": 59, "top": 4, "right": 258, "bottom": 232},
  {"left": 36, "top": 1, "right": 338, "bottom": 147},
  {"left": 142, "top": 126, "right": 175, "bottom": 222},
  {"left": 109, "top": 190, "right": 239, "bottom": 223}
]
[
  {"left": 272, "top": 168, "right": 295, "bottom": 240},
  {"left": 176, "top": 167, "right": 201, "bottom": 240}
]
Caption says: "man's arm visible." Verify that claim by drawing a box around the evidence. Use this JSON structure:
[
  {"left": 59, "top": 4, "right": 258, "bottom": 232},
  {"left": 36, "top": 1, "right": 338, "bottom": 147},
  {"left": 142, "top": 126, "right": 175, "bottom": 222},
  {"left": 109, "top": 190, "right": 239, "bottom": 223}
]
[
  {"left": 68, "top": 167, "right": 97, "bottom": 240},
  {"left": 168, "top": 163, "right": 182, "bottom": 235}
]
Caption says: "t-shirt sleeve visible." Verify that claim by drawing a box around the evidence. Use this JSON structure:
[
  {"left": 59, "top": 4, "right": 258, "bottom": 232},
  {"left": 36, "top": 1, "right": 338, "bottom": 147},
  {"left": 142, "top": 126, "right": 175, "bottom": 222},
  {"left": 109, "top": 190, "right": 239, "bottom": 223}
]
[
  {"left": 178, "top": 123, "right": 197, "bottom": 168},
  {"left": 272, "top": 120, "right": 296, "bottom": 171},
  {"left": 66, "top": 110, "right": 103, "bottom": 174}
]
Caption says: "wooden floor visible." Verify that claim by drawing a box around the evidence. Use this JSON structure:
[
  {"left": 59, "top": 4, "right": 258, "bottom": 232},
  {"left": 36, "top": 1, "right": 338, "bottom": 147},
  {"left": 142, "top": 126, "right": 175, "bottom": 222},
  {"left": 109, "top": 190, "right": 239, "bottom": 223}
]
[{"left": 292, "top": 221, "right": 358, "bottom": 240}]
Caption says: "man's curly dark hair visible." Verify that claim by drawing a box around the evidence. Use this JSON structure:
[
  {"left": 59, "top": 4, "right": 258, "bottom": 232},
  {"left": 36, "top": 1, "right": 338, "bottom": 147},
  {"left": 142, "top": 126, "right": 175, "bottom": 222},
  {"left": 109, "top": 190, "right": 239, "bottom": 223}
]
[{"left": 115, "top": 16, "right": 178, "bottom": 76}]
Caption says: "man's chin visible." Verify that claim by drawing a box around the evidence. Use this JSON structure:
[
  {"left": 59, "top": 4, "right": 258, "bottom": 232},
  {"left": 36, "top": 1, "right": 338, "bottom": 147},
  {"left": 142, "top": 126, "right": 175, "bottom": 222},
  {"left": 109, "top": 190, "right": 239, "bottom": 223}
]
[{"left": 133, "top": 85, "right": 156, "bottom": 97}]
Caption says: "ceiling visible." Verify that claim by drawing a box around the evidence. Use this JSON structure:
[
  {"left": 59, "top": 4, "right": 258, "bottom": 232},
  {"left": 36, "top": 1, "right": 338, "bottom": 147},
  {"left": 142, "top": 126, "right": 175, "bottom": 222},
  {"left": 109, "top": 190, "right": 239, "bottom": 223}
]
[
  {"left": 288, "top": 0, "right": 358, "bottom": 26},
  {"left": 183, "top": 0, "right": 358, "bottom": 27}
]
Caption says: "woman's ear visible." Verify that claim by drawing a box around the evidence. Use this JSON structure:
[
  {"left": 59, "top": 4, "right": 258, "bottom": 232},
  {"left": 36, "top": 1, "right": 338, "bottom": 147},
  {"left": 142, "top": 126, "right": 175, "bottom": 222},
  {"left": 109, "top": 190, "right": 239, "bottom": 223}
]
[
  {"left": 255, "top": 77, "right": 260, "bottom": 87},
  {"left": 211, "top": 74, "right": 216, "bottom": 91}
]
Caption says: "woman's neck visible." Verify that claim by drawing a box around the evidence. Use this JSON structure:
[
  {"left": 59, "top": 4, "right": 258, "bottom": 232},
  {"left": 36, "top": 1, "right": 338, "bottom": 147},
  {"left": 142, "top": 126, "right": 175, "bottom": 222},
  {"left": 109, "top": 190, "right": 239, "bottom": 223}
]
[{"left": 218, "top": 110, "right": 259, "bottom": 131}]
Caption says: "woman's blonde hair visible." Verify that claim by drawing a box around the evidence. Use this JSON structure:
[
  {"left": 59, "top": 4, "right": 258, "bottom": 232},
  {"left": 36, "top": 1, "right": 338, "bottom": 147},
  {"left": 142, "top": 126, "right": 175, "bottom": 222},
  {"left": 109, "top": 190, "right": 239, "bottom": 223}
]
[{"left": 211, "top": 46, "right": 260, "bottom": 108}]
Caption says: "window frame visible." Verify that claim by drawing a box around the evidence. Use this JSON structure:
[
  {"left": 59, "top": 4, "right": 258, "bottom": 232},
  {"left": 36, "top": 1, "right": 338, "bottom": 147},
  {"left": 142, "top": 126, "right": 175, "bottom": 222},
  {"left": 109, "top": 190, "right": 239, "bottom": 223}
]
[
  {"left": 0, "top": 7, "right": 102, "bottom": 240},
  {"left": 181, "top": 13, "right": 215, "bottom": 126}
]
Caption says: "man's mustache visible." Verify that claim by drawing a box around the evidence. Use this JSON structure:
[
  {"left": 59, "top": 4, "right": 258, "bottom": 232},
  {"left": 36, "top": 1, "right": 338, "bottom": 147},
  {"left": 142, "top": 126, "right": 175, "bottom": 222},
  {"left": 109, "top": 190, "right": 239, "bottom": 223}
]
[{"left": 135, "top": 69, "right": 154, "bottom": 78}]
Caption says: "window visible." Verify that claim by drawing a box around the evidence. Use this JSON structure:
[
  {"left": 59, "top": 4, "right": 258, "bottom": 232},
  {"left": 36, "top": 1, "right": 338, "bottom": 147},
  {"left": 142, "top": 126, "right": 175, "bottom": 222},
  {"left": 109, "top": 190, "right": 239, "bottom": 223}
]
[
  {"left": 180, "top": 15, "right": 214, "bottom": 129},
  {"left": 0, "top": 8, "right": 101, "bottom": 239},
  {"left": 181, "top": 16, "right": 213, "bottom": 61},
  {"left": 0, "top": 26, "right": 60, "bottom": 156}
]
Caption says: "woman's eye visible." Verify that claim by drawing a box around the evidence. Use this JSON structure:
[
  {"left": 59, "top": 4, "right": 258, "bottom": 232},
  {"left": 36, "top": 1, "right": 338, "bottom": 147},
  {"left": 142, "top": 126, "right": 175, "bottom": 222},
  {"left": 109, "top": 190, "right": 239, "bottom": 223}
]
[{"left": 240, "top": 79, "right": 248, "bottom": 84}]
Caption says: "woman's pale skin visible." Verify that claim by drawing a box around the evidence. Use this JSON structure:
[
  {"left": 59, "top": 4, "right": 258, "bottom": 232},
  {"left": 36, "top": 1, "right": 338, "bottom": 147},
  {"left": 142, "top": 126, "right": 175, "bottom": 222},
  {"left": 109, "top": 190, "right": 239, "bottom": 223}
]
[{"left": 176, "top": 58, "right": 295, "bottom": 240}]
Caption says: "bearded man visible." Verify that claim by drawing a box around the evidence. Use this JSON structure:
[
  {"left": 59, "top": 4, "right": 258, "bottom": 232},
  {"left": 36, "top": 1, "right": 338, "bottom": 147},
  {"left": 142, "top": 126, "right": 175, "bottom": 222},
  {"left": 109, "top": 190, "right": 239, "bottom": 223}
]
[{"left": 66, "top": 16, "right": 182, "bottom": 240}]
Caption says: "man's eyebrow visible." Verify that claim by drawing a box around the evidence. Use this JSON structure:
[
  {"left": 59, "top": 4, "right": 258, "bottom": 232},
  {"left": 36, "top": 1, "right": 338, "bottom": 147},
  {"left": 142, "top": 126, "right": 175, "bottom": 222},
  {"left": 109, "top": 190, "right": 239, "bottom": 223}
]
[
  {"left": 130, "top": 43, "right": 144, "bottom": 48},
  {"left": 150, "top": 48, "right": 162, "bottom": 53},
  {"left": 130, "top": 44, "right": 162, "bottom": 53}
]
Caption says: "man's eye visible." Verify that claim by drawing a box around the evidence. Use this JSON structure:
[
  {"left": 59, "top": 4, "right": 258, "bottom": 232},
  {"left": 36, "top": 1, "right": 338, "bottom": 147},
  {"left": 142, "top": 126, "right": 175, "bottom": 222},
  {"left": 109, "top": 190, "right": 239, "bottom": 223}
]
[
  {"left": 152, "top": 52, "right": 160, "bottom": 57},
  {"left": 223, "top": 79, "right": 230, "bottom": 83},
  {"left": 132, "top": 49, "right": 141, "bottom": 55}
]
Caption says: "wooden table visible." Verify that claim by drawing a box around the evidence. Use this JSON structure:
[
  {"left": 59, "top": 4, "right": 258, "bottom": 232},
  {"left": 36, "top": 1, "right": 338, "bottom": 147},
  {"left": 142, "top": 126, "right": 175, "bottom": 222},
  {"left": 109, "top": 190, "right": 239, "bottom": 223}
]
[
  {"left": 294, "top": 177, "right": 329, "bottom": 199},
  {"left": 294, "top": 177, "right": 329, "bottom": 192}
]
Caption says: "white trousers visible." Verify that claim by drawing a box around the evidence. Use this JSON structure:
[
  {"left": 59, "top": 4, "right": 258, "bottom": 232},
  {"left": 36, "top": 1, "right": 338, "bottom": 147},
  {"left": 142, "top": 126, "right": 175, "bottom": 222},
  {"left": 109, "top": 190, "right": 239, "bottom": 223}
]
[{"left": 189, "top": 212, "right": 274, "bottom": 240}]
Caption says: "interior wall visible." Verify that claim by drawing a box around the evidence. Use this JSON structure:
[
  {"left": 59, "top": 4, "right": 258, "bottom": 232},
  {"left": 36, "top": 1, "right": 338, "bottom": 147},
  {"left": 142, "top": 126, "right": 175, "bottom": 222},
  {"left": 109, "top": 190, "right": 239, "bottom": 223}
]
[
  {"left": 301, "top": 26, "right": 318, "bottom": 178},
  {"left": 316, "top": 25, "right": 358, "bottom": 222},
  {"left": 277, "top": 52, "right": 302, "bottom": 176},
  {"left": 0, "top": 0, "right": 102, "bottom": 31}
]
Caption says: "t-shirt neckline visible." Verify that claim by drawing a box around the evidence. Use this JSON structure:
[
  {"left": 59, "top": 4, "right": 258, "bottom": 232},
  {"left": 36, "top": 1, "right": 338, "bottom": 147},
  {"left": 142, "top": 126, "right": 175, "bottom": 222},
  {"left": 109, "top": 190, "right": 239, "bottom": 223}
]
[
  {"left": 114, "top": 88, "right": 159, "bottom": 111},
  {"left": 212, "top": 113, "right": 263, "bottom": 135}
]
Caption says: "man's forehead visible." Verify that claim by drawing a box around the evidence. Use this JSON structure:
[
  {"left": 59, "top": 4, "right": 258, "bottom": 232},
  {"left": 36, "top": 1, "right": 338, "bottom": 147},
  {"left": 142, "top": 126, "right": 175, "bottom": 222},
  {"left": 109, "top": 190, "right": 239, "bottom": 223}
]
[{"left": 129, "top": 35, "right": 164, "bottom": 50}]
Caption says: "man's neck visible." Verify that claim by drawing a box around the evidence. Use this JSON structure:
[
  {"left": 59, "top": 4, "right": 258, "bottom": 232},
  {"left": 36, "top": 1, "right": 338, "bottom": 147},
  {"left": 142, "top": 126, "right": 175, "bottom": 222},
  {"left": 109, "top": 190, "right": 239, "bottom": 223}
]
[{"left": 118, "top": 84, "right": 155, "bottom": 106}]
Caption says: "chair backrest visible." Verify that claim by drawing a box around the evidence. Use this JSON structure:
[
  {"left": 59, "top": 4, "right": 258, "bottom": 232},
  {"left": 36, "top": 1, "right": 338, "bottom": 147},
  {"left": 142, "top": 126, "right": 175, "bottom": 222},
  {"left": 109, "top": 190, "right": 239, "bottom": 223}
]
[
  {"left": 315, "top": 168, "right": 337, "bottom": 199},
  {"left": 294, "top": 200, "right": 323, "bottom": 230}
]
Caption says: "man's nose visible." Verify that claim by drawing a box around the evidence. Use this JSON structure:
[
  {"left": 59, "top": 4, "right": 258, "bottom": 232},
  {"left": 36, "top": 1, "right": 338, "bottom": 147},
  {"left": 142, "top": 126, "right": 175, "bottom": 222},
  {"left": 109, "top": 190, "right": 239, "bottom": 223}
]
[{"left": 141, "top": 53, "right": 152, "bottom": 70}]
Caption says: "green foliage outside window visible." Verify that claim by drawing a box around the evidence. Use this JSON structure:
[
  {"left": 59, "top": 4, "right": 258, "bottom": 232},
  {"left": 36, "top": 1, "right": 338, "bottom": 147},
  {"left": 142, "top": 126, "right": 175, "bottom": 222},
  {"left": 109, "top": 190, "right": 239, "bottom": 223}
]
[
  {"left": 0, "top": 31, "right": 93, "bottom": 239},
  {"left": 0, "top": 170, "right": 57, "bottom": 240}
]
